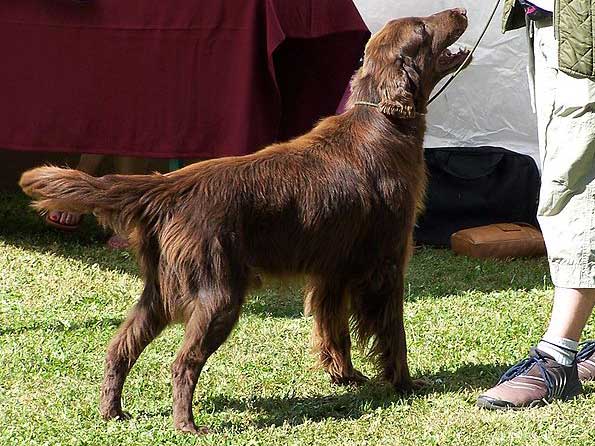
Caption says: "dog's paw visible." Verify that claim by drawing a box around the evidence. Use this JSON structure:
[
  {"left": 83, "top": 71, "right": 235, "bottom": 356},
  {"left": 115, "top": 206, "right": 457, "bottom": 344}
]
[
  {"left": 100, "top": 407, "right": 131, "bottom": 421},
  {"left": 175, "top": 421, "right": 210, "bottom": 436},
  {"left": 412, "top": 378, "right": 431, "bottom": 390},
  {"left": 392, "top": 378, "right": 430, "bottom": 394},
  {"left": 331, "top": 369, "right": 370, "bottom": 387},
  {"left": 391, "top": 378, "right": 416, "bottom": 395},
  {"left": 392, "top": 378, "right": 430, "bottom": 395},
  {"left": 115, "top": 411, "right": 132, "bottom": 421}
]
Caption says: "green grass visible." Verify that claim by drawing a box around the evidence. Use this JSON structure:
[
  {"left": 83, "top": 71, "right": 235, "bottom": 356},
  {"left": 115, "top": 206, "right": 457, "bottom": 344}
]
[{"left": 1, "top": 191, "right": 594, "bottom": 445}]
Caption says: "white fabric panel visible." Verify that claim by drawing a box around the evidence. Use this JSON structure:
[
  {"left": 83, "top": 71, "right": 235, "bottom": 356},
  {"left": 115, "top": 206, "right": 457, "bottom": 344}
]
[
  {"left": 531, "top": 0, "right": 554, "bottom": 12},
  {"left": 352, "top": 0, "right": 539, "bottom": 162}
]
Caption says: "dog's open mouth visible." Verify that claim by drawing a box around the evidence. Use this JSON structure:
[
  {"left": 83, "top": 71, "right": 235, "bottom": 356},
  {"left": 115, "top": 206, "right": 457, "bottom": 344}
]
[
  {"left": 436, "top": 10, "right": 470, "bottom": 74},
  {"left": 438, "top": 46, "right": 470, "bottom": 72}
]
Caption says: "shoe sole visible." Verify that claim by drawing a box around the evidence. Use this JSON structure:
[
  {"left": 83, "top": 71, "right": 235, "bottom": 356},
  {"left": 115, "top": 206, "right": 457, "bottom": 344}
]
[
  {"left": 476, "top": 397, "right": 545, "bottom": 411},
  {"left": 476, "top": 384, "right": 582, "bottom": 411}
]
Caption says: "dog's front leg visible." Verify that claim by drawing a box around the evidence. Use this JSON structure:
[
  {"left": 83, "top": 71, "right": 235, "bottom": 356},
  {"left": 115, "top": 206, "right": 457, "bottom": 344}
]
[
  {"left": 306, "top": 277, "right": 369, "bottom": 386},
  {"left": 378, "top": 269, "right": 417, "bottom": 392},
  {"left": 376, "top": 283, "right": 414, "bottom": 393},
  {"left": 351, "top": 262, "right": 415, "bottom": 392}
]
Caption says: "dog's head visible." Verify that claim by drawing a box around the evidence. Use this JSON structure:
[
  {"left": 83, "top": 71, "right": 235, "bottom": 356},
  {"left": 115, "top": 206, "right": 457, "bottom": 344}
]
[{"left": 351, "top": 9, "right": 470, "bottom": 118}]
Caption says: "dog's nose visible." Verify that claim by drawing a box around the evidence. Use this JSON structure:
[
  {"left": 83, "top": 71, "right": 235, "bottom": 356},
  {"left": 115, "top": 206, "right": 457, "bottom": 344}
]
[{"left": 453, "top": 8, "right": 467, "bottom": 17}]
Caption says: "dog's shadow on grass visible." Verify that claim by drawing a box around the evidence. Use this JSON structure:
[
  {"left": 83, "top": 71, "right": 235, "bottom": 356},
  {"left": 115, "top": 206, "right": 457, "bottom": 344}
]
[
  {"left": 201, "top": 362, "right": 541, "bottom": 429},
  {"left": 244, "top": 283, "right": 305, "bottom": 318},
  {"left": 109, "top": 360, "right": 595, "bottom": 430},
  {"left": 0, "top": 315, "right": 123, "bottom": 336}
]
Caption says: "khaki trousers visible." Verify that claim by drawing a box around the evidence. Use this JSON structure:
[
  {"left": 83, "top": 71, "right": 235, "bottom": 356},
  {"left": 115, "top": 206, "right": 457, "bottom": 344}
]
[{"left": 532, "top": 19, "right": 595, "bottom": 288}]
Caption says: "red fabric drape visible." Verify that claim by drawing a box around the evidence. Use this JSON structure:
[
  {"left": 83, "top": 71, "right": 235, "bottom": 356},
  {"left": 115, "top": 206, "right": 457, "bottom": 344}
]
[{"left": 0, "top": 0, "right": 369, "bottom": 158}]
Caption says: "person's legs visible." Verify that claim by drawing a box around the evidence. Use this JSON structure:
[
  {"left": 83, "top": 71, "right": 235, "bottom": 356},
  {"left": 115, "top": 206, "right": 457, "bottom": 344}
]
[
  {"left": 477, "top": 19, "right": 595, "bottom": 409},
  {"left": 113, "top": 156, "right": 148, "bottom": 175},
  {"left": 77, "top": 154, "right": 105, "bottom": 174},
  {"left": 535, "top": 288, "right": 595, "bottom": 366},
  {"left": 544, "top": 288, "right": 595, "bottom": 342},
  {"left": 535, "top": 7, "right": 595, "bottom": 347}
]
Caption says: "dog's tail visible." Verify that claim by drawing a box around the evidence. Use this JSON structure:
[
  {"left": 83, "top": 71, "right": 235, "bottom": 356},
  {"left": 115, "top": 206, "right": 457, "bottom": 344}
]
[{"left": 19, "top": 166, "right": 172, "bottom": 235}]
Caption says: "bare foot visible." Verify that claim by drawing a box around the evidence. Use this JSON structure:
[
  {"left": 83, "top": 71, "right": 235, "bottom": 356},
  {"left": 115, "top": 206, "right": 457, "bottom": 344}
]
[{"left": 46, "top": 210, "right": 82, "bottom": 230}]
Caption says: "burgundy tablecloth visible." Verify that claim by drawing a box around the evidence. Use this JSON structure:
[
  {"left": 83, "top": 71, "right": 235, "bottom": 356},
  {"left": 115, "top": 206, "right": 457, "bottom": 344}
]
[{"left": 0, "top": 0, "right": 369, "bottom": 158}]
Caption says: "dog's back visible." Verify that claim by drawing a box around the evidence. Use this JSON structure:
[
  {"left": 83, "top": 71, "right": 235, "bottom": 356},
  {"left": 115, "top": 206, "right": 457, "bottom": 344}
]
[{"left": 158, "top": 111, "right": 422, "bottom": 278}]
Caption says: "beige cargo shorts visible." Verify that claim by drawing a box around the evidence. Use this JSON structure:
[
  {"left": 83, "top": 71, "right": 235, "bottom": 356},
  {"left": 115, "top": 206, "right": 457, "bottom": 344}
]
[{"left": 532, "top": 19, "right": 595, "bottom": 288}]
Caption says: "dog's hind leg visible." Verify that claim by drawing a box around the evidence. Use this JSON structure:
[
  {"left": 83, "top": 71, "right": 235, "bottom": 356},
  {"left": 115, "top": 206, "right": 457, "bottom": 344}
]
[
  {"left": 171, "top": 283, "right": 244, "bottom": 435},
  {"left": 306, "top": 277, "right": 368, "bottom": 386},
  {"left": 100, "top": 282, "right": 167, "bottom": 420}
]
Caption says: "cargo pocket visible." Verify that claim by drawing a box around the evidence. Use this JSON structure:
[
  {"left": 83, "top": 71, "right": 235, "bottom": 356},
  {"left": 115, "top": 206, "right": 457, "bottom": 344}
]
[{"left": 539, "top": 70, "right": 595, "bottom": 216}]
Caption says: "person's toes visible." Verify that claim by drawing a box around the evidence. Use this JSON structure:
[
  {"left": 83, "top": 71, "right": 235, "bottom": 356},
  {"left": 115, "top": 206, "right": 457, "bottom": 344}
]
[
  {"left": 46, "top": 210, "right": 81, "bottom": 230},
  {"left": 52, "top": 211, "right": 81, "bottom": 226},
  {"left": 48, "top": 210, "right": 61, "bottom": 222},
  {"left": 66, "top": 212, "right": 81, "bottom": 226}
]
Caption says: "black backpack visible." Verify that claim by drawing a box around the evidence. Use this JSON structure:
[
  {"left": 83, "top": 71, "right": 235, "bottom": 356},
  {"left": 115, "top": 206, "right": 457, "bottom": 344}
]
[{"left": 414, "top": 146, "right": 540, "bottom": 247}]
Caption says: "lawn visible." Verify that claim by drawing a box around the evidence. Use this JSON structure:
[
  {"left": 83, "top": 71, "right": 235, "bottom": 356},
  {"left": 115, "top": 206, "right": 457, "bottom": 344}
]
[{"left": 1, "top": 191, "right": 594, "bottom": 446}]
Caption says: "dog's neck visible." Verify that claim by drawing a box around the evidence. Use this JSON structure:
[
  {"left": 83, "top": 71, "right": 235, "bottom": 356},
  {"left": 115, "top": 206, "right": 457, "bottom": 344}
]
[
  {"left": 346, "top": 74, "right": 429, "bottom": 139},
  {"left": 346, "top": 104, "right": 426, "bottom": 144},
  {"left": 347, "top": 95, "right": 427, "bottom": 144}
]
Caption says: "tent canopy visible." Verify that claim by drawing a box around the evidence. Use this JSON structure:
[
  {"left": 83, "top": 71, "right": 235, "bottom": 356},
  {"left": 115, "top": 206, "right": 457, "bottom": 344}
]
[{"left": 353, "top": 0, "right": 538, "bottom": 162}]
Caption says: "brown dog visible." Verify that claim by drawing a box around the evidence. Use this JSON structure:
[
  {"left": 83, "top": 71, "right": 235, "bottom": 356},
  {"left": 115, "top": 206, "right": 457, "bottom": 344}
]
[{"left": 20, "top": 9, "right": 469, "bottom": 434}]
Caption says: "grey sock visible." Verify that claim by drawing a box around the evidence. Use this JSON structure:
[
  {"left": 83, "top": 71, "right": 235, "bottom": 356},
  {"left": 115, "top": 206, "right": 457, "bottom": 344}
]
[{"left": 537, "top": 336, "right": 578, "bottom": 366}]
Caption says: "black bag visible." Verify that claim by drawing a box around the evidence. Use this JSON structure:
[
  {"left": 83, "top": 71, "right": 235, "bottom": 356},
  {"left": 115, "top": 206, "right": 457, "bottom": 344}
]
[{"left": 414, "top": 146, "right": 540, "bottom": 247}]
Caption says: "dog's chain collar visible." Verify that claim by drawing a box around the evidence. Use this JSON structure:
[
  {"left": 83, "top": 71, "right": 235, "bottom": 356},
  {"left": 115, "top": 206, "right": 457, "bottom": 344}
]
[
  {"left": 353, "top": 101, "right": 381, "bottom": 108},
  {"left": 353, "top": 101, "right": 427, "bottom": 117}
]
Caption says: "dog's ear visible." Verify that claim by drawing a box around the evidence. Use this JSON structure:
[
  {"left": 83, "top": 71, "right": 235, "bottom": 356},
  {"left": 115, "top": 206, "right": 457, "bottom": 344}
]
[{"left": 377, "top": 56, "right": 417, "bottom": 118}]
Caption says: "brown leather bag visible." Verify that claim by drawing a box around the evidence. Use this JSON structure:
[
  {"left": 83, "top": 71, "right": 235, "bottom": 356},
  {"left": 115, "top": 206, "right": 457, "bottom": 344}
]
[{"left": 450, "top": 223, "right": 546, "bottom": 259}]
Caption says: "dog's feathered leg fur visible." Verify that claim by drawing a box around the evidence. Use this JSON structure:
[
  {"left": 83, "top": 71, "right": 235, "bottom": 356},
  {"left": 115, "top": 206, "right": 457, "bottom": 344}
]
[
  {"left": 171, "top": 284, "right": 245, "bottom": 434},
  {"left": 100, "top": 281, "right": 167, "bottom": 420},
  {"left": 306, "top": 277, "right": 368, "bottom": 386},
  {"left": 350, "top": 239, "right": 414, "bottom": 391},
  {"left": 100, "top": 235, "right": 167, "bottom": 420}
]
